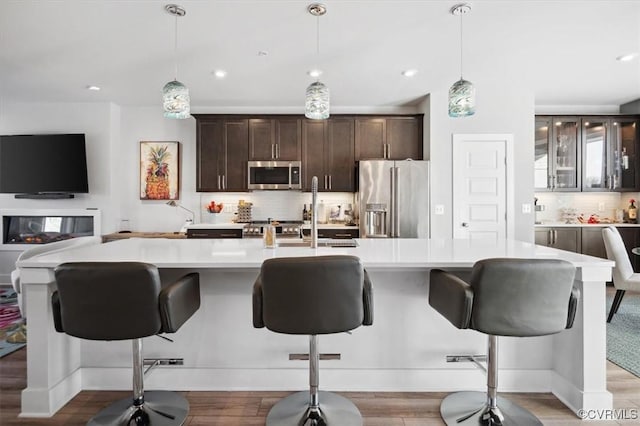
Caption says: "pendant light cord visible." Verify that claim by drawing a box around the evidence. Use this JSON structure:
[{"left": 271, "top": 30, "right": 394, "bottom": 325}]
[
  {"left": 315, "top": 14, "right": 320, "bottom": 80},
  {"left": 459, "top": 10, "right": 463, "bottom": 80},
  {"left": 174, "top": 13, "right": 179, "bottom": 81}
]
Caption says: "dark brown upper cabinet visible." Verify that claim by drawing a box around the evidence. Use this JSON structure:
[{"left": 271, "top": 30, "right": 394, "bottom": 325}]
[
  {"left": 248, "top": 118, "right": 301, "bottom": 161},
  {"left": 302, "top": 118, "right": 355, "bottom": 192},
  {"left": 355, "top": 115, "right": 423, "bottom": 160},
  {"left": 583, "top": 116, "right": 639, "bottom": 192},
  {"left": 535, "top": 115, "right": 639, "bottom": 192},
  {"left": 195, "top": 115, "right": 249, "bottom": 192},
  {"left": 534, "top": 116, "right": 581, "bottom": 192}
]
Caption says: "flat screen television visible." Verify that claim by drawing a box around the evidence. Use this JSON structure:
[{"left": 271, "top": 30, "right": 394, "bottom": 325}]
[{"left": 0, "top": 134, "right": 89, "bottom": 198}]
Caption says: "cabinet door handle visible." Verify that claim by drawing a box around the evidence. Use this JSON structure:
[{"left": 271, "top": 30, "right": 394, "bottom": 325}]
[
  {"left": 387, "top": 144, "right": 391, "bottom": 159},
  {"left": 220, "top": 233, "right": 238, "bottom": 238},
  {"left": 276, "top": 144, "right": 280, "bottom": 159},
  {"left": 329, "top": 175, "right": 332, "bottom": 190},
  {"left": 217, "top": 175, "right": 221, "bottom": 190},
  {"left": 334, "top": 233, "right": 353, "bottom": 238},
  {"left": 383, "top": 144, "right": 388, "bottom": 158},
  {"left": 324, "top": 175, "right": 328, "bottom": 189},
  {"left": 223, "top": 175, "right": 226, "bottom": 190},
  {"left": 552, "top": 175, "right": 557, "bottom": 190},
  {"left": 271, "top": 144, "right": 275, "bottom": 159}
]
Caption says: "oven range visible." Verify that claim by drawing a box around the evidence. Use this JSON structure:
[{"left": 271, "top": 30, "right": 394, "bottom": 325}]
[{"left": 243, "top": 220, "right": 303, "bottom": 238}]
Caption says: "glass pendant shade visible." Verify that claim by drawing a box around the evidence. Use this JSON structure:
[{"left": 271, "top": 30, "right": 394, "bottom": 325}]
[
  {"left": 448, "top": 78, "right": 475, "bottom": 117},
  {"left": 162, "top": 79, "right": 190, "bottom": 119},
  {"left": 305, "top": 81, "right": 330, "bottom": 120}
]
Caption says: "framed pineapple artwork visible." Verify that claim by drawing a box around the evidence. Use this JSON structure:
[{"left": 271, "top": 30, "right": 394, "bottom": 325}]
[{"left": 140, "top": 141, "right": 180, "bottom": 200}]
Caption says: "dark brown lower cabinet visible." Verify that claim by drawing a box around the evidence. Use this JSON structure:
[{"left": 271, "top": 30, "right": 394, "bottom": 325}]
[
  {"left": 536, "top": 226, "right": 640, "bottom": 272},
  {"left": 302, "top": 228, "right": 359, "bottom": 239},
  {"left": 581, "top": 227, "right": 608, "bottom": 259},
  {"left": 186, "top": 228, "right": 243, "bottom": 239},
  {"left": 534, "top": 227, "right": 581, "bottom": 253}
]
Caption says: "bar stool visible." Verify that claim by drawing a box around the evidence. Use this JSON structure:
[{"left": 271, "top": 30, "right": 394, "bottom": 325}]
[
  {"left": 429, "top": 258, "right": 579, "bottom": 426},
  {"left": 52, "top": 262, "right": 200, "bottom": 426},
  {"left": 253, "top": 255, "right": 373, "bottom": 426}
]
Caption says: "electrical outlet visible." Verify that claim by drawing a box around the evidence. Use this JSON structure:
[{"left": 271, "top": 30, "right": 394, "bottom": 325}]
[
  {"left": 522, "top": 203, "right": 532, "bottom": 214},
  {"left": 598, "top": 202, "right": 605, "bottom": 212},
  {"left": 435, "top": 205, "right": 444, "bottom": 215}
]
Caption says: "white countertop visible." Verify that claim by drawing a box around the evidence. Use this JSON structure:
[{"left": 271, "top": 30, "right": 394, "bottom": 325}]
[
  {"left": 18, "top": 237, "right": 613, "bottom": 270},
  {"left": 535, "top": 222, "right": 640, "bottom": 227}
]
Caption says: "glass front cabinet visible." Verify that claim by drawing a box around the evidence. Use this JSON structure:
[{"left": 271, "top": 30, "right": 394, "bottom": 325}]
[
  {"left": 583, "top": 117, "right": 639, "bottom": 192},
  {"left": 535, "top": 116, "right": 581, "bottom": 191},
  {"left": 535, "top": 115, "right": 639, "bottom": 192}
]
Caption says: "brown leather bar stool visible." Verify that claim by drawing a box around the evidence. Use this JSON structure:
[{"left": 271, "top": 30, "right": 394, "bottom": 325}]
[
  {"left": 429, "top": 258, "right": 579, "bottom": 426},
  {"left": 52, "top": 262, "right": 200, "bottom": 426},
  {"left": 253, "top": 255, "right": 373, "bottom": 426}
]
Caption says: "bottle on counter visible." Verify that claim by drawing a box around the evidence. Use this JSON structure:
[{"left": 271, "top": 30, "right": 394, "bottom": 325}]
[
  {"left": 628, "top": 199, "right": 637, "bottom": 224},
  {"left": 302, "top": 204, "right": 308, "bottom": 222},
  {"left": 264, "top": 218, "right": 276, "bottom": 248}
]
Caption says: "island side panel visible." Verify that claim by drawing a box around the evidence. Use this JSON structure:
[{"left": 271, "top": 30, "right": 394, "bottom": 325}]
[
  {"left": 551, "top": 265, "right": 613, "bottom": 415},
  {"left": 20, "top": 268, "right": 82, "bottom": 418}
]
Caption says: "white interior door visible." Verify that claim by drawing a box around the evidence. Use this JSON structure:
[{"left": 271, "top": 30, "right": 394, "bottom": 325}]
[{"left": 453, "top": 134, "right": 513, "bottom": 240}]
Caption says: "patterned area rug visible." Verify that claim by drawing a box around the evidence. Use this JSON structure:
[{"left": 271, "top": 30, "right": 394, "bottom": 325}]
[
  {"left": 606, "top": 291, "right": 640, "bottom": 378},
  {"left": 0, "top": 289, "right": 26, "bottom": 358}
]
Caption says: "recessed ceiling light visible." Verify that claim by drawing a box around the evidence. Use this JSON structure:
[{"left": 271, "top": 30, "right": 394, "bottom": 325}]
[
  {"left": 616, "top": 53, "right": 638, "bottom": 62},
  {"left": 307, "top": 69, "right": 323, "bottom": 78},
  {"left": 258, "top": 50, "right": 268, "bottom": 56},
  {"left": 86, "top": 85, "right": 101, "bottom": 91},
  {"left": 213, "top": 70, "right": 227, "bottom": 78},
  {"left": 402, "top": 69, "right": 418, "bottom": 77}
]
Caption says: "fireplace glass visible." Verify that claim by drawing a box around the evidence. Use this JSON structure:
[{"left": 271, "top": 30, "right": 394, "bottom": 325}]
[{"left": 3, "top": 215, "right": 95, "bottom": 245}]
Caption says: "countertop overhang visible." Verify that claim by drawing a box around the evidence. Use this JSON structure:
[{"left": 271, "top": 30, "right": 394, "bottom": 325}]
[{"left": 18, "top": 237, "right": 613, "bottom": 270}]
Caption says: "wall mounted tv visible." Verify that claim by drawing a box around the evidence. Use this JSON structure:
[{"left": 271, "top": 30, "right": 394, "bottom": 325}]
[{"left": 0, "top": 134, "right": 89, "bottom": 199}]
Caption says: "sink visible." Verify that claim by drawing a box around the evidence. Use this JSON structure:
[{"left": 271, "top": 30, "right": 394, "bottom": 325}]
[{"left": 277, "top": 239, "right": 358, "bottom": 248}]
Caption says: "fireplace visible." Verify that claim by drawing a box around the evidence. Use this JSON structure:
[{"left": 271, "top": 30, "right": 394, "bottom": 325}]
[{"left": 0, "top": 209, "right": 101, "bottom": 251}]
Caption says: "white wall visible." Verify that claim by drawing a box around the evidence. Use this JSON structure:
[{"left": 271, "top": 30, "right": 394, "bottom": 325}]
[
  {"left": 118, "top": 107, "right": 197, "bottom": 232},
  {"left": 425, "top": 83, "right": 536, "bottom": 242},
  {"left": 0, "top": 101, "right": 117, "bottom": 282}
]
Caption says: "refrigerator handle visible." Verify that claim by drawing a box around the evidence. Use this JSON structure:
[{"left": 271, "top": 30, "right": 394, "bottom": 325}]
[{"left": 391, "top": 166, "right": 400, "bottom": 237}]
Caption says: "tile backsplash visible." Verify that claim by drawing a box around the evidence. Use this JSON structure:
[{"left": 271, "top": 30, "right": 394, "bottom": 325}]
[
  {"left": 535, "top": 192, "right": 640, "bottom": 223},
  {"left": 198, "top": 191, "right": 355, "bottom": 223}
]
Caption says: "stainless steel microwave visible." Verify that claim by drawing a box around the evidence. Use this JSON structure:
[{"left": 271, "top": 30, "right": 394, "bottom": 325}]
[{"left": 247, "top": 161, "right": 301, "bottom": 190}]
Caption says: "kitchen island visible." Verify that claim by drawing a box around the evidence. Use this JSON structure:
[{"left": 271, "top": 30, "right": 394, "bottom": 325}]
[{"left": 17, "top": 237, "right": 613, "bottom": 418}]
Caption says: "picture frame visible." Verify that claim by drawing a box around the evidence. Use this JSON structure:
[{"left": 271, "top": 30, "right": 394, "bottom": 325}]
[{"left": 140, "top": 141, "right": 180, "bottom": 200}]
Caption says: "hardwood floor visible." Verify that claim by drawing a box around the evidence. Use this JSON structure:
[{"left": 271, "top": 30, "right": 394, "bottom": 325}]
[{"left": 1, "top": 347, "right": 639, "bottom": 425}]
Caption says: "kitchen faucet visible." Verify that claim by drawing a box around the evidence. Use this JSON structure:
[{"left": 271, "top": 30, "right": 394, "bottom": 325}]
[{"left": 311, "top": 176, "right": 318, "bottom": 248}]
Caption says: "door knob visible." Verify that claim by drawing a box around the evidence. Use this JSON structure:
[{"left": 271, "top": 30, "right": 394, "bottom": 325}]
[{"left": 461, "top": 222, "right": 469, "bottom": 227}]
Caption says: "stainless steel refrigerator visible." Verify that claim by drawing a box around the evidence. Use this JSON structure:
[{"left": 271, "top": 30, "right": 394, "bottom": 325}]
[{"left": 358, "top": 160, "right": 429, "bottom": 238}]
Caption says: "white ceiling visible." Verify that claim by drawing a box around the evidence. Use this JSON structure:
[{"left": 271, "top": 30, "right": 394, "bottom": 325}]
[{"left": 1, "top": 0, "right": 639, "bottom": 110}]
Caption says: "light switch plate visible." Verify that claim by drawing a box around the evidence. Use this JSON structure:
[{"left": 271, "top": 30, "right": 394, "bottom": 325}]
[
  {"left": 522, "top": 203, "right": 532, "bottom": 214},
  {"left": 435, "top": 205, "right": 444, "bottom": 215}
]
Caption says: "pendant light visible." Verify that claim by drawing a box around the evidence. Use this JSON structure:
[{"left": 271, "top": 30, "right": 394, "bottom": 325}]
[
  {"left": 305, "top": 3, "right": 330, "bottom": 120},
  {"left": 163, "top": 4, "right": 190, "bottom": 119},
  {"left": 448, "top": 3, "right": 475, "bottom": 118}
]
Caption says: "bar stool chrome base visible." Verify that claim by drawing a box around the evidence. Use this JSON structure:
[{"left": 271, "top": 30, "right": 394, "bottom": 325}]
[
  {"left": 440, "top": 391, "right": 542, "bottom": 426},
  {"left": 266, "top": 390, "right": 362, "bottom": 426},
  {"left": 88, "top": 391, "right": 189, "bottom": 426}
]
